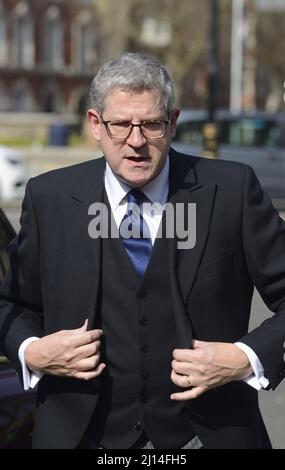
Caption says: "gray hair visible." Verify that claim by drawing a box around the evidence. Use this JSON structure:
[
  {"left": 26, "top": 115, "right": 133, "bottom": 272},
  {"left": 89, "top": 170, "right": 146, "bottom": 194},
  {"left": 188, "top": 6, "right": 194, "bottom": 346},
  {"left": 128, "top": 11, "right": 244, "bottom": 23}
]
[{"left": 89, "top": 52, "right": 175, "bottom": 114}]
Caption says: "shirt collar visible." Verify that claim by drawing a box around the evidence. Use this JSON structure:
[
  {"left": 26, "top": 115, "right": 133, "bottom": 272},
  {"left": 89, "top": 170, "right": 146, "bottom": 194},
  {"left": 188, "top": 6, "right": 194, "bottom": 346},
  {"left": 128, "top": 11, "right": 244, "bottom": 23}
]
[{"left": 104, "top": 156, "right": 169, "bottom": 209}]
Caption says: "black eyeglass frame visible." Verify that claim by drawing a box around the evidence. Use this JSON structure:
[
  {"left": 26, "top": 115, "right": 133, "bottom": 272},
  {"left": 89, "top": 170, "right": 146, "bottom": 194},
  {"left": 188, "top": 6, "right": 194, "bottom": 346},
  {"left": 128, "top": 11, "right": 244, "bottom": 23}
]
[{"left": 101, "top": 115, "right": 171, "bottom": 140}]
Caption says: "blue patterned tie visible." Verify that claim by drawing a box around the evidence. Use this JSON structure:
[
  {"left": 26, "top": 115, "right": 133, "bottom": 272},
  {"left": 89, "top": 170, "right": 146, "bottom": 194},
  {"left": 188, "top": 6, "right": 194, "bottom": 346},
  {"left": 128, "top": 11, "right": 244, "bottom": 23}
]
[{"left": 119, "top": 189, "right": 152, "bottom": 278}]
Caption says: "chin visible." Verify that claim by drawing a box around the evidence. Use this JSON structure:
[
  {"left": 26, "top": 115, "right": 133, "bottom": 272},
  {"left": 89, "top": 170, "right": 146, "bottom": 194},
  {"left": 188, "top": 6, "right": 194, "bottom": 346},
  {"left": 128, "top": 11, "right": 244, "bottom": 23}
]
[
  {"left": 121, "top": 171, "right": 153, "bottom": 187},
  {"left": 124, "top": 178, "right": 149, "bottom": 188}
]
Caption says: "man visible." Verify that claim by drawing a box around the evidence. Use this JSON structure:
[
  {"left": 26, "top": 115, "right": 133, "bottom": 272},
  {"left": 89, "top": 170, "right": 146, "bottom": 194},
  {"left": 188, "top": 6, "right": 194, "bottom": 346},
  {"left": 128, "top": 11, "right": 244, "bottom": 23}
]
[{"left": 0, "top": 53, "right": 285, "bottom": 449}]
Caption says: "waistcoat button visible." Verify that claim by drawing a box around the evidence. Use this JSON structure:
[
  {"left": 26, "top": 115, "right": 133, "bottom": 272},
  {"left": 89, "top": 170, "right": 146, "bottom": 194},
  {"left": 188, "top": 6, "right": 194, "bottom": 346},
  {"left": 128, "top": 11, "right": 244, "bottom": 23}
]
[
  {"left": 142, "top": 370, "right": 150, "bottom": 380},
  {"left": 140, "top": 317, "right": 148, "bottom": 326},
  {"left": 134, "top": 421, "right": 143, "bottom": 431}
]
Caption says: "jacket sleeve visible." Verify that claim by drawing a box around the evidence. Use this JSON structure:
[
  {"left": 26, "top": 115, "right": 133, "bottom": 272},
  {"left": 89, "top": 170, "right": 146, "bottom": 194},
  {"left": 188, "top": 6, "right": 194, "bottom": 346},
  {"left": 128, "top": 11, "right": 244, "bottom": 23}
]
[
  {"left": 240, "top": 165, "right": 285, "bottom": 390},
  {"left": 0, "top": 180, "right": 44, "bottom": 373}
]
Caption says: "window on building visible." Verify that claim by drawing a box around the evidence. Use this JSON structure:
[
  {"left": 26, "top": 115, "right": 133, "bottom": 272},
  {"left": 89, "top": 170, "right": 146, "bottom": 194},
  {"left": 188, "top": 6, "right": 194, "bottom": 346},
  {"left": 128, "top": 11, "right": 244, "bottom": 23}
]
[
  {"left": 44, "top": 6, "right": 64, "bottom": 70},
  {"left": 13, "top": 1, "right": 35, "bottom": 68},
  {"left": 42, "top": 84, "right": 64, "bottom": 113},
  {"left": 73, "top": 12, "right": 96, "bottom": 73},
  {"left": 0, "top": 82, "right": 8, "bottom": 111},
  {"left": 0, "top": 1, "right": 8, "bottom": 66},
  {"left": 77, "top": 93, "right": 88, "bottom": 115},
  {"left": 11, "top": 81, "right": 35, "bottom": 112}
]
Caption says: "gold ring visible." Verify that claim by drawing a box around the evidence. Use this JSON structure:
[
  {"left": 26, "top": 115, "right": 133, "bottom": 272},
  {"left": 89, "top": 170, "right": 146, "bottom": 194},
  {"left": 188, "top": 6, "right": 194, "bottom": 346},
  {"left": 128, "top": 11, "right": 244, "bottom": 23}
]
[{"left": 187, "top": 375, "right": 192, "bottom": 387}]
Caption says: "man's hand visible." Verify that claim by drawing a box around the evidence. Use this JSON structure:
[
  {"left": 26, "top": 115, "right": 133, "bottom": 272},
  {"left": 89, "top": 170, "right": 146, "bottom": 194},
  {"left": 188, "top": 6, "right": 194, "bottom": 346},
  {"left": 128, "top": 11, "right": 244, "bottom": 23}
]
[
  {"left": 24, "top": 320, "right": 106, "bottom": 380},
  {"left": 171, "top": 340, "right": 252, "bottom": 401}
]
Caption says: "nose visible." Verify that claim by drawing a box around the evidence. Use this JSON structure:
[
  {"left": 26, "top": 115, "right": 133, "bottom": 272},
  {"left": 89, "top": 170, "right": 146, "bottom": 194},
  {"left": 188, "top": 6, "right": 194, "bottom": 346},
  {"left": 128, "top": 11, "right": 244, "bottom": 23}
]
[{"left": 126, "top": 125, "right": 146, "bottom": 147}]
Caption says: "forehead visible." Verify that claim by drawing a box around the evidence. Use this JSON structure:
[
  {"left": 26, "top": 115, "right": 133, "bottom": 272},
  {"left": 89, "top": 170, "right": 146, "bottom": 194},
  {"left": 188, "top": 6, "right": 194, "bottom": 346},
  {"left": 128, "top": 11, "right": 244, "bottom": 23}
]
[{"left": 103, "top": 87, "right": 164, "bottom": 117}]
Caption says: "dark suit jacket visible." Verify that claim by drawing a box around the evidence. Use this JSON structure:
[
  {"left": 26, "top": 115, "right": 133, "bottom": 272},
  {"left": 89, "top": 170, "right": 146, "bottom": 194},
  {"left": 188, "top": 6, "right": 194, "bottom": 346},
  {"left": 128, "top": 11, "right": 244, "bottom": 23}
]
[{"left": 0, "top": 149, "right": 285, "bottom": 449}]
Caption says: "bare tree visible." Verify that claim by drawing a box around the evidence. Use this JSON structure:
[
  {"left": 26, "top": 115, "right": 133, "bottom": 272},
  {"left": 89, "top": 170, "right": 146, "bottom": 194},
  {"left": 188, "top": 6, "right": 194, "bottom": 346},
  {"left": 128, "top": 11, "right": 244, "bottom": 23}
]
[
  {"left": 94, "top": 0, "right": 285, "bottom": 111},
  {"left": 94, "top": 0, "right": 209, "bottom": 106},
  {"left": 256, "top": 10, "right": 285, "bottom": 110}
]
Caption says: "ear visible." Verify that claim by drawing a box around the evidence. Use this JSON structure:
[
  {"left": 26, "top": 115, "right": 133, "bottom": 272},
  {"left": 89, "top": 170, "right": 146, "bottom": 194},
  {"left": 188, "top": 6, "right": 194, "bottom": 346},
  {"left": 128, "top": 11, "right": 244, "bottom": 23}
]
[
  {"left": 170, "top": 109, "right": 180, "bottom": 138},
  {"left": 87, "top": 109, "right": 102, "bottom": 143}
]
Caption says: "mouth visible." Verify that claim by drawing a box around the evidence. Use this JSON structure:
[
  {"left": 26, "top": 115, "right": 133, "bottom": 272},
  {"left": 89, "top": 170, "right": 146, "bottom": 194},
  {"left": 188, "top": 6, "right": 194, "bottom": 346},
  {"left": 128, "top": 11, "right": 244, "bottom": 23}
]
[{"left": 124, "top": 156, "right": 150, "bottom": 162}]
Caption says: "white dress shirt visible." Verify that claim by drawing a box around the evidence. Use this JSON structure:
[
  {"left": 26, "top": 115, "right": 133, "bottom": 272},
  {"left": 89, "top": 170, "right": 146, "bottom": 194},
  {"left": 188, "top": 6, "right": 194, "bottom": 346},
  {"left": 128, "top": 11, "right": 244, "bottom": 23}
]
[
  {"left": 19, "top": 157, "right": 269, "bottom": 391},
  {"left": 104, "top": 158, "right": 169, "bottom": 244}
]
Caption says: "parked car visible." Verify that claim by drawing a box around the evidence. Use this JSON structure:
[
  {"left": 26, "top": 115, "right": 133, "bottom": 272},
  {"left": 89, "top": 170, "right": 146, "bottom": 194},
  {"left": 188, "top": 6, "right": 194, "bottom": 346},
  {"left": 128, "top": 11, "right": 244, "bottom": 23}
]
[
  {"left": 0, "top": 208, "right": 35, "bottom": 449},
  {"left": 172, "top": 110, "right": 285, "bottom": 199},
  {"left": 0, "top": 146, "right": 28, "bottom": 203}
]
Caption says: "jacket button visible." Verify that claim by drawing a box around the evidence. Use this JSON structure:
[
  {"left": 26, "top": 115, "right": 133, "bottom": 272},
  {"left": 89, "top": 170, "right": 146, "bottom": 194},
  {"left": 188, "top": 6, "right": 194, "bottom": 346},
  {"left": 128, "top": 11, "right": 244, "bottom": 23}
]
[
  {"left": 134, "top": 421, "right": 142, "bottom": 431},
  {"left": 141, "top": 344, "right": 149, "bottom": 353},
  {"left": 142, "top": 370, "right": 150, "bottom": 380},
  {"left": 140, "top": 317, "right": 148, "bottom": 326}
]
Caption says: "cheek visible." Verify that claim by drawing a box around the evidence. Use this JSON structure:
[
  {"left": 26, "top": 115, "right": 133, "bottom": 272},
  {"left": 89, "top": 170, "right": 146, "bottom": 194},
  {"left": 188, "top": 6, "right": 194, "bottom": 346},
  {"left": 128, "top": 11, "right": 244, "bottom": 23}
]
[
  {"left": 103, "top": 146, "right": 126, "bottom": 172},
  {"left": 100, "top": 138, "right": 120, "bottom": 160},
  {"left": 151, "top": 140, "right": 170, "bottom": 161},
  {"left": 105, "top": 153, "right": 121, "bottom": 170}
]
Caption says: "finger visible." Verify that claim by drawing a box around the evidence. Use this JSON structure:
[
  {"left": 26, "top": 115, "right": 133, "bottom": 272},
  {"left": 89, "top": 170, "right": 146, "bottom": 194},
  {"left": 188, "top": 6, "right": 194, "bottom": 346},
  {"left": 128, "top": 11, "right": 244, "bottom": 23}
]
[
  {"left": 170, "top": 386, "right": 207, "bottom": 401},
  {"left": 75, "top": 362, "right": 106, "bottom": 381},
  {"left": 192, "top": 339, "right": 209, "bottom": 349},
  {"left": 173, "top": 348, "right": 197, "bottom": 362},
  {"left": 63, "top": 319, "right": 88, "bottom": 334},
  {"left": 75, "top": 340, "right": 101, "bottom": 361},
  {"left": 81, "top": 329, "right": 103, "bottom": 346},
  {"left": 68, "top": 329, "right": 103, "bottom": 348},
  {"left": 171, "top": 370, "right": 192, "bottom": 388},
  {"left": 172, "top": 359, "right": 197, "bottom": 375},
  {"left": 73, "top": 354, "right": 102, "bottom": 372}
]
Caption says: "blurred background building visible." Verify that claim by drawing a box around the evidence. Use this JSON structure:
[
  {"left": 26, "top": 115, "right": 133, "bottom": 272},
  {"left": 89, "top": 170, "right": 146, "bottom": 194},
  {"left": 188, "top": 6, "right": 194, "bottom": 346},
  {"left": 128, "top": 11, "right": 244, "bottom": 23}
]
[
  {"left": 0, "top": 0, "right": 99, "bottom": 115},
  {"left": 0, "top": 0, "right": 284, "bottom": 180},
  {"left": 94, "top": 0, "right": 285, "bottom": 113},
  {"left": 0, "top": 0, "right": 284, "bottom": 145}
]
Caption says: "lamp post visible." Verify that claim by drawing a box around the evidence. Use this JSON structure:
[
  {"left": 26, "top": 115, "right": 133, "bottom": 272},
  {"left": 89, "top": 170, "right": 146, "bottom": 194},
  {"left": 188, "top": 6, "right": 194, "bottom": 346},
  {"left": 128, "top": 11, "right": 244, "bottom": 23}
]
[
  {"left": 202, "top": 0, "right": 219, "bottom": 159},
  {"left": 230, "top": 0, "right": 244, "bottom": 113}
]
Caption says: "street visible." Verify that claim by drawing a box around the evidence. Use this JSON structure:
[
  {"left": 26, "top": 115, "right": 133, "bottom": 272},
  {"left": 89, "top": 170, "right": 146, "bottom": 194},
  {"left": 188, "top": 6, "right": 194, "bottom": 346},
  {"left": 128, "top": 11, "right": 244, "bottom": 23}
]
[{"left": 2, "top": 204, "right": 285, "bottom": 449}]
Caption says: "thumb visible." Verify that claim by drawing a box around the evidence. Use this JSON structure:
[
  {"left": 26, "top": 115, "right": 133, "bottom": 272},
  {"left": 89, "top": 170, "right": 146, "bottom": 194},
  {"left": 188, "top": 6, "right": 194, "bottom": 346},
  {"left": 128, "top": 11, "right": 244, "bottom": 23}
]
[{"left": 80, "top": 319, "right": 89, "bottom": 331}]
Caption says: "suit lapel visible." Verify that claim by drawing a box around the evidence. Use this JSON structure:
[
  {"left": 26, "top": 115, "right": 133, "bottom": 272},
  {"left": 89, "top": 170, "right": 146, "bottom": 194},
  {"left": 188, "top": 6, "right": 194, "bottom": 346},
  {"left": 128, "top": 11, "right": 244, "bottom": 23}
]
[
  {"left": 59, "top": 158, "right": 105, "bottom": 326},
  {"left": 168, "top": 151, "right": 217, "bottom": 342},
  {"left": 171, "top": 184, "right": 217, "bottom": 303}
]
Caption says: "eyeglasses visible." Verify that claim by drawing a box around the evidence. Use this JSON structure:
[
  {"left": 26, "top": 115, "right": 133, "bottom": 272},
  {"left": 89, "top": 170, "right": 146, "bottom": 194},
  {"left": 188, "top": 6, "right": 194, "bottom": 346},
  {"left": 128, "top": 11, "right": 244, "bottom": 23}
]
[{"left": 101, "top": 116, "right": 170, "bottom": 140}]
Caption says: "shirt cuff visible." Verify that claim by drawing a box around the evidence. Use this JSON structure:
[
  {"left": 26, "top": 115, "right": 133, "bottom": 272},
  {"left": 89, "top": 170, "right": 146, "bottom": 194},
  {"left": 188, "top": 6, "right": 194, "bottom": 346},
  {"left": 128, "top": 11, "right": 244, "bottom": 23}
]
[
  {"left": 18, "top": 337, "right": 43, "bottom": 390},
  {"left": 235, "top": 342, "right": 270, "bottom": 391}
]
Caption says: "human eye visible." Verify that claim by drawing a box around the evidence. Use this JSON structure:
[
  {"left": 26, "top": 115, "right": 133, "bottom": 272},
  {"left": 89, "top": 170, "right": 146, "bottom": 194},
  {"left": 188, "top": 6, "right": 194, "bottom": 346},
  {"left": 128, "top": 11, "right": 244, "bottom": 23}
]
[
  {"left": 142, "top": 120, "right": 163, "bottom": 131},
  {"left": 110, "top": 120, "right": 130, "bottom": 130}
]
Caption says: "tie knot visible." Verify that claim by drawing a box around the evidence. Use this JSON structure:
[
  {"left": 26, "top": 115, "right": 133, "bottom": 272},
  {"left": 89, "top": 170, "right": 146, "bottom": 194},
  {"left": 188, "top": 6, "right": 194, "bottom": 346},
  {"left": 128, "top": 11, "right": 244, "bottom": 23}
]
[{"left": 127, "top": 189, "right": 146, "bottom": 206}]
